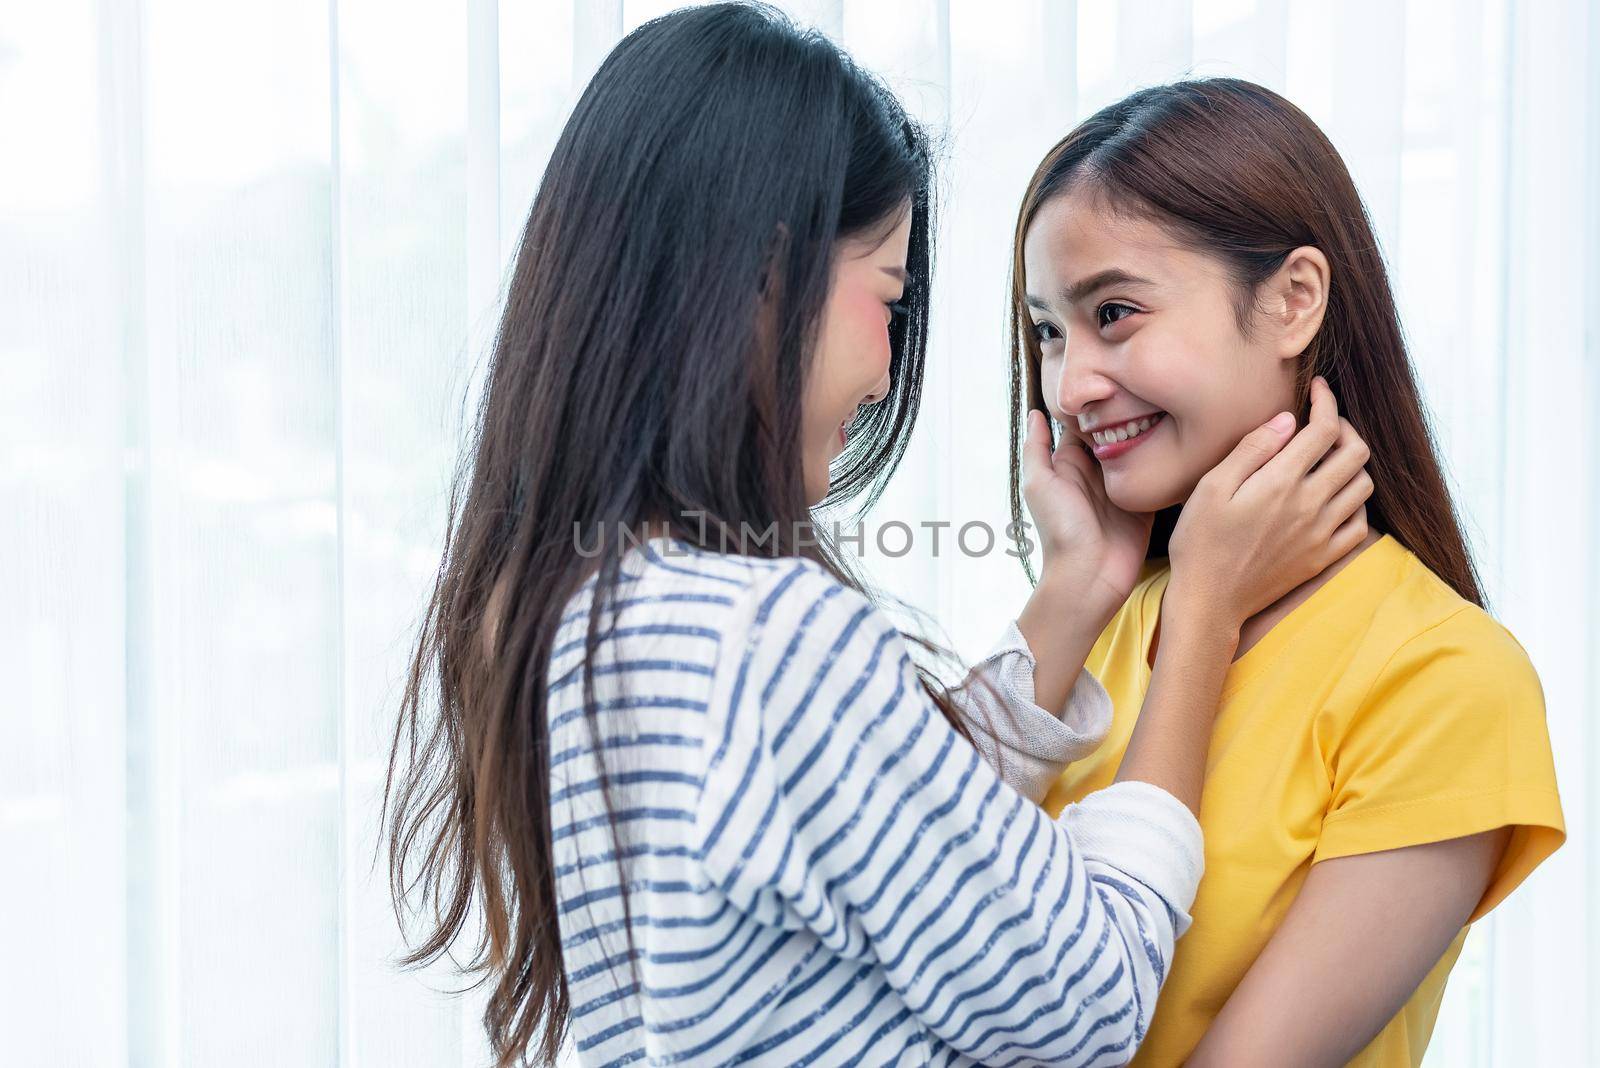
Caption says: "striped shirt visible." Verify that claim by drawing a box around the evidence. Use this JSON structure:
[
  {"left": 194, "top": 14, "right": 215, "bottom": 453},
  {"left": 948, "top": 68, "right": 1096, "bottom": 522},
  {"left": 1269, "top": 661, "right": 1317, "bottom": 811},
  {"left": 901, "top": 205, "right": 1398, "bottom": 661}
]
[{"left": 550, "top": 538, "right": 1203, "bottom": 1066}]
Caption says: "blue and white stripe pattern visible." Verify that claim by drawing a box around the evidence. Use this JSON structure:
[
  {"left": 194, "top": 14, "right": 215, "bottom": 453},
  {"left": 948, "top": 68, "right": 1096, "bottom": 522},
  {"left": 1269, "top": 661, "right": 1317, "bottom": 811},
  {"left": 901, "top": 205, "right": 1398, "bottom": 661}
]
[{"left": 551, "top": 538, "right": 1202, "bottom": 1066}]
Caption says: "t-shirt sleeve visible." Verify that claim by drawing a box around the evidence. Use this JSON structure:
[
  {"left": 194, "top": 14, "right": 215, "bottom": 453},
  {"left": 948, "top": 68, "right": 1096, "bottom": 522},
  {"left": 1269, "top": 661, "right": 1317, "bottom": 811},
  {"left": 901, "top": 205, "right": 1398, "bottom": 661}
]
[
  {"left": 952, "top": 621, "right": 1115, "bottom": 803},
  {"left": 695, "top": 560, "right": 1203, "bottom": 1064},
  {"left": 1315, "top": 608, "right": 1565, "bottom": 921}
]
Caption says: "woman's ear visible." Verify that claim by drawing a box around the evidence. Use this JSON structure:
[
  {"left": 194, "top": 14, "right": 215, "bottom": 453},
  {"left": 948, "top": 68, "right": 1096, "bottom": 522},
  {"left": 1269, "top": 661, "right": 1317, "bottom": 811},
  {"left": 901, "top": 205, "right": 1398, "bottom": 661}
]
[{"left": 1267, "top": 245, "right": 1330, "bottom": 360}]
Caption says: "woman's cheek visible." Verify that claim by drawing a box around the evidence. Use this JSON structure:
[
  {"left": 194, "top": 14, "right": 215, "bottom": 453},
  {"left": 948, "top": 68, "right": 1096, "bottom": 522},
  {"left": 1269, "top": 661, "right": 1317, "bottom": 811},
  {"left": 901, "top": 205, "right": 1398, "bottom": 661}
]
[
  {"left": 872, "top": 331, "right": 893, "bottom": 379},
  {"left": 853, "top": 305, "right": 893, "bottom": 379}
]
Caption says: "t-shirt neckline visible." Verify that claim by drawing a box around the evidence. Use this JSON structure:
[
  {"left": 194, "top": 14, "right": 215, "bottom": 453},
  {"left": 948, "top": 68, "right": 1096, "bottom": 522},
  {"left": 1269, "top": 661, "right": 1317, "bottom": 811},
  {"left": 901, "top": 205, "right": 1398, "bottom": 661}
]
[{"left": 1138, "top": 533, "right": 1404, "bottom": 699}]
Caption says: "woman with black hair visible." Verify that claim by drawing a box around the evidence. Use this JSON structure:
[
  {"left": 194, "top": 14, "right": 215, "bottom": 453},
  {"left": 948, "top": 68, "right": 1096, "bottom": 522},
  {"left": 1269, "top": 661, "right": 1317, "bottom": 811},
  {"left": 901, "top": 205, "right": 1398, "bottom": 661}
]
[{"left": 383, "top": 6, "right": 1371, "bottom": 1065}]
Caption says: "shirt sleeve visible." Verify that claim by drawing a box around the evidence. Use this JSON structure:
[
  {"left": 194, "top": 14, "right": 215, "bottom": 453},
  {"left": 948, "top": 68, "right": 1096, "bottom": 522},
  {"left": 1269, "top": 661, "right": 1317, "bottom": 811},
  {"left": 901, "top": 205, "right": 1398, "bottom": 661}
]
[
  {"left": 695, "top": 560, "right": 1203, "bottom": 1065},
  {"left": 954, "top": 622, "right": 1114, "bottom": 803},
  {"left": 1315, "top": 607, "right": 1565, "bottom": 921}
]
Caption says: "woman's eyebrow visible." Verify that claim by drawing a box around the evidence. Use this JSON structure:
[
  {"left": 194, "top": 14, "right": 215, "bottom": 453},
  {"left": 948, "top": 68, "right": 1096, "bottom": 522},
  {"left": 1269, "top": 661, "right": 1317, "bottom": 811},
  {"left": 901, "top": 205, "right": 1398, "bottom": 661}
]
[
  {"left": 1024, "top": 268, "right": 1154, "bottom": 312},
  {"left": 879, "top": 266, "right": 909, "bottom": 283},
  {"left": 1061, "top": 267, "right": 1155, "bottom": 304}
]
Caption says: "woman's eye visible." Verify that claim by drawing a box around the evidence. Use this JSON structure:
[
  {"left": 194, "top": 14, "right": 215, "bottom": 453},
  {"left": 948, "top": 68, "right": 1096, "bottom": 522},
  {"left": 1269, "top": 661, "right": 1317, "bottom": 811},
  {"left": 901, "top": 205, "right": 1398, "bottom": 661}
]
[
  {"left": 1097, "top": 302, "right": 1138, "bottom": 329},
  {"left": 1031, "top": 320, "right": 1061, "bottom": 343},
  {"left": 886, "top": 300, "right": 909, "bottom": 318}
]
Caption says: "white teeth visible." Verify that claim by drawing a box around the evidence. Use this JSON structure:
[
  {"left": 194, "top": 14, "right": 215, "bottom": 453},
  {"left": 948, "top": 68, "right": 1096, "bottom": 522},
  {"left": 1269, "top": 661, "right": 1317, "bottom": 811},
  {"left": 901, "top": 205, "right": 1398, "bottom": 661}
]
[{"left": 1092, "top": 414, "right": 1162, "bottom": 448}]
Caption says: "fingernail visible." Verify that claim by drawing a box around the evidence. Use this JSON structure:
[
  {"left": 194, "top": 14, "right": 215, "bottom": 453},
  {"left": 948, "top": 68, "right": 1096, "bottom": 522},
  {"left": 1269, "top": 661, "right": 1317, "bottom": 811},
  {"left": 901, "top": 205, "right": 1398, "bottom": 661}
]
[{"left": 1269, "top": 411, "right": 1295, "bottom": 432}]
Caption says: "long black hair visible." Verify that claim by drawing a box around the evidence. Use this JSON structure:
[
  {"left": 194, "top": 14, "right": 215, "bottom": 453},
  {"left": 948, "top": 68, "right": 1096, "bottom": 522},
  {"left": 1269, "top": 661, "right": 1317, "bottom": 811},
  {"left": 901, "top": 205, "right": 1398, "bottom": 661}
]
[{"left": 384, "top": 5, "right": 959, "bottom": 1064}]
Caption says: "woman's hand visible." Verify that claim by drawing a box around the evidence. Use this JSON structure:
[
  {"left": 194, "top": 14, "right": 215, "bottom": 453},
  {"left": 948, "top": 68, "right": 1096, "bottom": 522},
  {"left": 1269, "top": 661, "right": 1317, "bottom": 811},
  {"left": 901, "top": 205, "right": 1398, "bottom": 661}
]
[
  {"left": 1015, "top": 408, "right": 1157, "bottom": 714},
  {"left": 1116, "top": 379, "right": 1370, "bottom": 814},
  {"left": 1021, "top": 407, "right": 1155, "bottom": 616},
  {"left": 1166, "top": 377, "right": 1373, "bottom": 636}
]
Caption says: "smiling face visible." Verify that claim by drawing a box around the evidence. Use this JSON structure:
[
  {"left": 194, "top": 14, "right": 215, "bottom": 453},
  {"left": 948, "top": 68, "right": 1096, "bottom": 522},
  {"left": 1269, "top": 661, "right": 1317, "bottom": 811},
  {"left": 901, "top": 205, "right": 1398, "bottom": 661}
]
[
  {"left": 800, "top": 207, "right": 912, "bottom": 505},
  {"left": 1022, "top": 185, "right": 1321, "bottom": 513}
]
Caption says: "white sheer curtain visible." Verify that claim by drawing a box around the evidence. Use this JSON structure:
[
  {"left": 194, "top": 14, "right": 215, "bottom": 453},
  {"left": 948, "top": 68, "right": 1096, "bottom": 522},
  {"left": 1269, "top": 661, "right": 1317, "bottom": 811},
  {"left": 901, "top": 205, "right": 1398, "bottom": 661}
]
[{"left": 3, "top": 1, "right": 1594, "bottom": 1064}]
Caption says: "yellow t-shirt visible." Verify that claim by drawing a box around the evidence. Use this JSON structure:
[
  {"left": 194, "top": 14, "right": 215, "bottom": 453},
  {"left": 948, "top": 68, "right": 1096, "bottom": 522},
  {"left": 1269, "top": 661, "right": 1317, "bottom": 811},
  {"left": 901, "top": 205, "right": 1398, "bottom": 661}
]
[{"left": 1042, "top": 534, "right": 1565, "bottom": 1068}]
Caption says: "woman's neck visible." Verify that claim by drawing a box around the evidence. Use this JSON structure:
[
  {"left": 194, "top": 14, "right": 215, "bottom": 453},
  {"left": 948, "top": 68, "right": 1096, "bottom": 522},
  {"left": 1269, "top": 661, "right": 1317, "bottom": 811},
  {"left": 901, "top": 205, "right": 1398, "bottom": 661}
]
[{"left": 1231, "top": 528, "right": 1384, "bottom": 660}]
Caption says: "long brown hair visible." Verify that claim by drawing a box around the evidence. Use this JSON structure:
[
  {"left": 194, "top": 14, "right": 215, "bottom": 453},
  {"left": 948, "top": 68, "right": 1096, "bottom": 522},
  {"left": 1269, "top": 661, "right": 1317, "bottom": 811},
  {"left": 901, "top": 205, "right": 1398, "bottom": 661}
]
[
  {"left": 382, "top": 6, "right": 965, "bottom": 1066},
  {"left": 1006, "top": 78, "right": 1483, "bottom": 607}
]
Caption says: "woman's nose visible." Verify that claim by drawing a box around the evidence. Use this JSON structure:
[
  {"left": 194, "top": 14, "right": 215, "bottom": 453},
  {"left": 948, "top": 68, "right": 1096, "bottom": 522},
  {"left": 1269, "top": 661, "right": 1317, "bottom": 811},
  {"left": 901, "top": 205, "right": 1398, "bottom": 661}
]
[
  {"left": 1055, "top": 350, "right": 1115, "bottom": 419},
  {"left": 863, "top": 370, "right": 892, "bottom": 405}
]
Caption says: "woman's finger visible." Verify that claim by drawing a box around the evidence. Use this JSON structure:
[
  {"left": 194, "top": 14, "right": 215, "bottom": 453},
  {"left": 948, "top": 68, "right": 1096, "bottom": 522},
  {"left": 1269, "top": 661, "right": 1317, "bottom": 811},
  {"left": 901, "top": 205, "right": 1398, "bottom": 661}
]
[
  {"left": 1051, "top": 420, "right": 1101, "bottom": 482},
  {"left": 1321, "top": 467, "right": 1374, "bottom": 533},
  {"left": 1205, "top": 410, "right": 1298, "bottom": 495},
  {"left": 1022, "top": 409, "right": 1054, "bottom": 487},
  {"left": 1276, "top": 376, "right": 1342, "bottom": 476},
  {"left": 1322, "top": 502, "right": 1371, "bottom": 569},
  {"left": 1308, "top": 418, "right": 1371, "bottom": 497}
]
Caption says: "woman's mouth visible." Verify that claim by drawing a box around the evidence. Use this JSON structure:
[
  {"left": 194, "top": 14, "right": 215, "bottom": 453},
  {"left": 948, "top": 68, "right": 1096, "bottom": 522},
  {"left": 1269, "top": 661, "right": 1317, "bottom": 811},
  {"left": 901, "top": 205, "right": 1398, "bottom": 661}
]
[
  {"left": 838, "top": 417, "right": 849, "bottom": 448},
  {"left": 1089, "top": 412, "right": 1165, "bottom": 461}
]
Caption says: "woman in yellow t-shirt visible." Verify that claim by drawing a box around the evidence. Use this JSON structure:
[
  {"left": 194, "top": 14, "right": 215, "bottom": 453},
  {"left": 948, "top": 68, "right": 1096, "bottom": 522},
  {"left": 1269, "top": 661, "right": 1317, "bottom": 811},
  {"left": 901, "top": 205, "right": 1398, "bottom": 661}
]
[{"left": 1004, "top": 79, "right": 1565, "bottom": 1067}]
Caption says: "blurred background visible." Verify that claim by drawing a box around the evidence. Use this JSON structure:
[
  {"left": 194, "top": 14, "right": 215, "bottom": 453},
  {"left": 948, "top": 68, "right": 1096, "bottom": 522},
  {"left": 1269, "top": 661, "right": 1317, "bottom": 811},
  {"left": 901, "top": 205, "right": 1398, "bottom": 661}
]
[{"left": 2, "top": 0, "right": 1595, "bottom": 1064}]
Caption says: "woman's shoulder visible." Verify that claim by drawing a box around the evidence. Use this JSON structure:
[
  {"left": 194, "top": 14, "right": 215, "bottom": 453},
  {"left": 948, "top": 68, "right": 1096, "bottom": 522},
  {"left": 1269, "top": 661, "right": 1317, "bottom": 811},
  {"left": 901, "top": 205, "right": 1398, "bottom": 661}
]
[
  {"left": 1363, "top": 537, "right": 1530, "bottom": 668},
  {"left": 1314, "top": 540, "right": 1561, "bottom": 885},
  {"left": 1334, "top": 537, "right": 1541, "bottom": 713},
  {"left": 550, "top": 545, "right": 885, "bottom": 716},
  {"left": 722, "top": 552, "right": 888, "bottom": 648},
  {"left": 622, "top": 541, "right": 881, "bottom": 644},
  {"left": 552, "top": 541, "right": 837, "bottom": 659}
]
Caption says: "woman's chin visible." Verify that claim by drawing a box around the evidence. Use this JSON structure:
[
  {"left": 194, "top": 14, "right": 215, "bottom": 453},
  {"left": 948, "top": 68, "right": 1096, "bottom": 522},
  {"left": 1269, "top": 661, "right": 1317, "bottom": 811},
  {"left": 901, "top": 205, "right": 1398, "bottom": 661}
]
[
  {"left": 1103, "top": 472, "right": 1187, "bottom": 515},
  {"left": 805, "top": 469, "right": 833, "bottom": 508}
]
